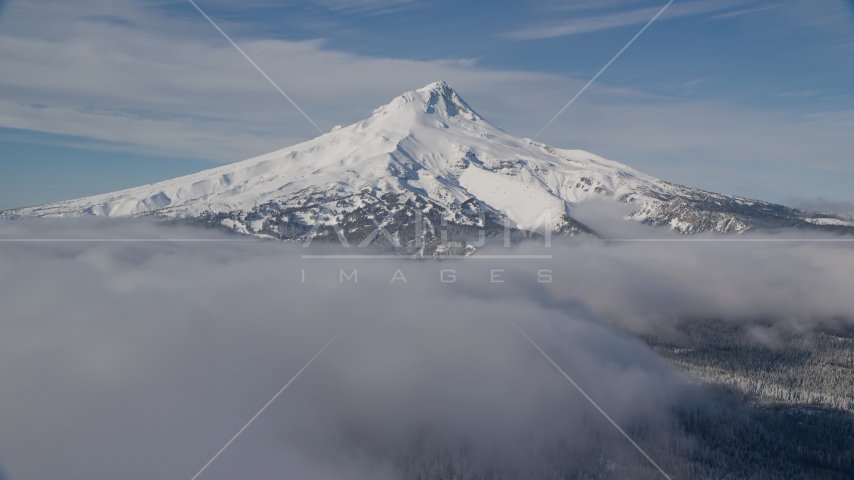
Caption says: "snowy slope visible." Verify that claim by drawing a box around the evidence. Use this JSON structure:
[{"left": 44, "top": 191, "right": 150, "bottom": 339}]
[{"left": 4, "top": 81, "right": 850, "bottom": 243}]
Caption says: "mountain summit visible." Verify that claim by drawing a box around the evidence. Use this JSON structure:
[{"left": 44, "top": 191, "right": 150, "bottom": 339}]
[{"left": 4, "top": 82, "right": 852, "bottom": 251}]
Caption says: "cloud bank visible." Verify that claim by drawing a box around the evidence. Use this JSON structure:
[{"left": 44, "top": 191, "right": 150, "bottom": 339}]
[
  {"left": 0, "top": 219, "right": 683, "bottom": 479},
  {"left": 0, "top": 218, "right": 852, "bottom": 478}
]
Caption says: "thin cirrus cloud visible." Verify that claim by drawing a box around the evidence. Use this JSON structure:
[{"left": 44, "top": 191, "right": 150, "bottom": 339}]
[
  {"left": 311, "top": 0, "right": 424, "bottom": 15},
  {"left": 710, "top": 4, "right": 783, "bottom": 20},
  {"left": 505, "top": 0, "right": 759, "bottom": 40},
  {"left": 0, "top": 0, "right": 845, "bottom": 164},
  {"left": 0, "top": 0, "right": 852, "bottom": 206}
]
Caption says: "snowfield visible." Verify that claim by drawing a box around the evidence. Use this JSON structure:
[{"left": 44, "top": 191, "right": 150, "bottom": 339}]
[{"left": 4, "top": 81, "right": 851, "bottom": 241}]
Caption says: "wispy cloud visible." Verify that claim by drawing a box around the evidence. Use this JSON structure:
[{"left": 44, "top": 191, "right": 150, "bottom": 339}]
[
  {"left": 777, "top": 0, "right": 854, "bottom": 58},
  {"left": 789, "top": 197, "right": 854, "bottom": 216},
  {"left": 803, "top": 109, "right": 854, "bottom": 129},
  {"left": 311, "top": 0, "right": 425, "bottom": 16},
  {"left": 533, "top": 0, "right": 648, "bottom": 14},
  {"left": 776, "top": 90, "right": 822, "bottom": 98},
  {"left": 710, "top": 3, "right": 782, "bottom": 20},
  {"left": 0, "top": 0, "right": 852, "bottom": 204},
  {"left": 505, "top": 0, "right": 758, "bottom": 40}
]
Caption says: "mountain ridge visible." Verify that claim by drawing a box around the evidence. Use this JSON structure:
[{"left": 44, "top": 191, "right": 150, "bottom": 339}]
[{"left": 4, "top": 81, "right": 853, "bottom": 252}]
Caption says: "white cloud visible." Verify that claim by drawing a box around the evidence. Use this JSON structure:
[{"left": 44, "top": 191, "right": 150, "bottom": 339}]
[
  {"left": 311, "top": 0, "right": 423, "bottom": 15},
  {"left": 710, "top": 4, "right": 782, "bottom": 20},
  {"left": 0, "top": 220, "right": 690, "bottom": 479},
  {"left": 505, "top": 0, "right": 757, "bottom": 40},
  {"left": 0, "top": 0, "right": 852, "bottom": 204},
  {"left": 784, "top": 0, "right": 854, "bottom": 58},
  {"left": 1, "top": 219, "right": 853, "bottom": 478}
]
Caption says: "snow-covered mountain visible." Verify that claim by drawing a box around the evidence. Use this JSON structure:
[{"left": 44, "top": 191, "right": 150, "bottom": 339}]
[{"left": 4, "top": 81, "right": 852, "bottom": 251}]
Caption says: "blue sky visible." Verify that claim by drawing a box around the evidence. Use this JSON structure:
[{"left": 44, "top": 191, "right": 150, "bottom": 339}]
[{"left": 0, "top": 0, "right": 853, "bottom": 211}]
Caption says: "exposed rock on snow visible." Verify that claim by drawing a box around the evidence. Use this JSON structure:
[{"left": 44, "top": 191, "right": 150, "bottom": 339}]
[{"left": 4, "top": 81, "right": 852, "bottom": 250}]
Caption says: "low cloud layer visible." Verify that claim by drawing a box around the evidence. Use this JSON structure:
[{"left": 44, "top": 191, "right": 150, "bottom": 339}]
[
  {"left": 0, "top": 218, "right": 852, "bottom": 479},
  {"left": 790, "top": 197, "right": 854, "bottom": 216}
]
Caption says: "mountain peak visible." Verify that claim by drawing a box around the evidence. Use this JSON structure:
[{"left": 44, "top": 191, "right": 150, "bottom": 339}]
[
  {"left": 372, "top": 81, "right": 480, "bottom": 121},
  {"left": 416, "top": 80, "right": 452, "bottom": 93},
  {"left": 6, "top": 81, "right": 847, "bottom": 240}
]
